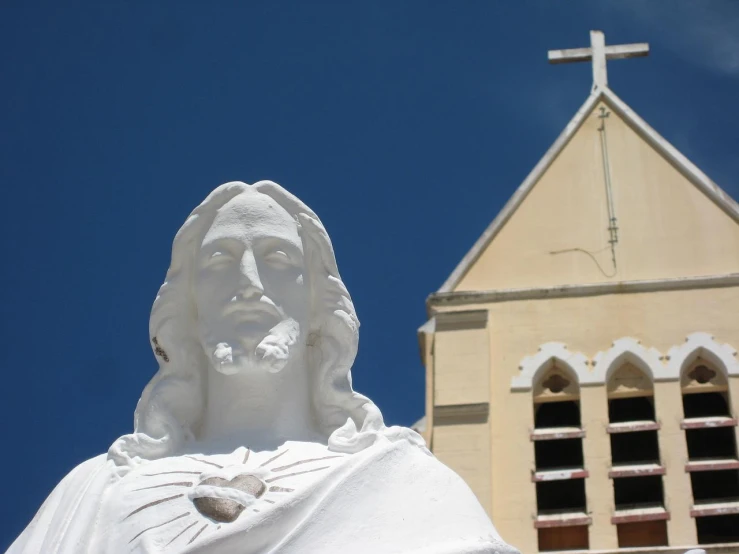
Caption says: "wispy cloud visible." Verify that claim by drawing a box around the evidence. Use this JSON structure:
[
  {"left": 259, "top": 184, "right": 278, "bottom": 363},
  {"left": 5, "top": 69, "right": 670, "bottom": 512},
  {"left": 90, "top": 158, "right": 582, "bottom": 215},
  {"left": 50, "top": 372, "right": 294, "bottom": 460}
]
[{"left": 606, "top": 0, "right": 739, "bottom": 77}]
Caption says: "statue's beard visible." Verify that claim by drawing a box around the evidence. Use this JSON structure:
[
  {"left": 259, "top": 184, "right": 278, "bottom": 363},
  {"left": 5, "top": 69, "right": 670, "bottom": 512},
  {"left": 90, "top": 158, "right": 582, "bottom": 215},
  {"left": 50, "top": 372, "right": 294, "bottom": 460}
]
[{"left": 205, "top": 318, "right": 302, "bottom": 376}]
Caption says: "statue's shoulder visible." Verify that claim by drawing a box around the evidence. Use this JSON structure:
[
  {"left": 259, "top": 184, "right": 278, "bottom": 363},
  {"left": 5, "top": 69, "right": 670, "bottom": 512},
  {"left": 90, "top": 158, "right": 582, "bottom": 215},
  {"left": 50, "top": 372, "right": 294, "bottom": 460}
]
[
  {"left": 63, "top": 453, "right": 110, "bottom": 480},
  {"left": 348, "top": 431, "right": 484, "bottom": 509},
  {"left": 9, "top": 454, "right": 111, "bottom": 554},
  {"left": 373, "top": 431, "right": 458, "bottom": 480},
  {"left": 279, "top": 436, "right": 518, "bottom": 554},
  {"left": 51, "top": 453, "right": 112, "bottom": 499}
]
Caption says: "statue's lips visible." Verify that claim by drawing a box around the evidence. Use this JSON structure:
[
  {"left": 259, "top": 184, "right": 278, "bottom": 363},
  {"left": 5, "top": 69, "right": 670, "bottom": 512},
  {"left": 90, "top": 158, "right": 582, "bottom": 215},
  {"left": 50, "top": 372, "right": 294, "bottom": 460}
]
[{"left": 223, "top": 301, "right": 281, "bottom": 325}]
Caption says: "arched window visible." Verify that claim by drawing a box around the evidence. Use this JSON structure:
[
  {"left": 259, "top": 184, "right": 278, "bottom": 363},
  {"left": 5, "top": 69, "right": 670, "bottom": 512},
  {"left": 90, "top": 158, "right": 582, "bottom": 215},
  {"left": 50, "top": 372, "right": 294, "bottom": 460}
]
[
  {"left": 534, "top": 365, "right": 581, "bottom": 428},
  {"left": 606, "top": 363, "right": 667, "bottom": 548},
  {"left": 532, "top": 364, "right": 589, "bottom": 552},
  {"left": 681, "top": 358, "right": 739, "bottom": 544},
  {"left": 607, "top": 363, "right": 660, "bottom": 464},
  {"left": 682, "top": 359, "right": 731, "bottom": 419},
  {"left": 682, "top": 358, "right": 736, "bottom": 463}
]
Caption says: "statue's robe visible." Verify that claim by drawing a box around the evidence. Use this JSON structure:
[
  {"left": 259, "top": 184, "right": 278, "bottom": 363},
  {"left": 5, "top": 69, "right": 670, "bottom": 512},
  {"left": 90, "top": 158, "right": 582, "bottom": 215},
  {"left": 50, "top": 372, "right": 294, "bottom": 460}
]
[{"left": 9, "top": 437, "right": 518, "bottom": 554}]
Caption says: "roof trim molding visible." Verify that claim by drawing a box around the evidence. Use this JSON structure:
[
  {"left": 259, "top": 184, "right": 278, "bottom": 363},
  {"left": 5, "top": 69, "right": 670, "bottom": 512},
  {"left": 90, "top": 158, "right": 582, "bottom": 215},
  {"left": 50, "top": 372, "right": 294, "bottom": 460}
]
[
  {"left": 438, "top": 85, "right": 739, "bottom": 294},
  {"left": 434, "top": 309, "right": 488, "bottom": 331},
  {"left": 429, "top": 272, "right": 739, "bottom": 308},
  {"left": 601, "top": 87, "right": 739, "bottom": 224}
]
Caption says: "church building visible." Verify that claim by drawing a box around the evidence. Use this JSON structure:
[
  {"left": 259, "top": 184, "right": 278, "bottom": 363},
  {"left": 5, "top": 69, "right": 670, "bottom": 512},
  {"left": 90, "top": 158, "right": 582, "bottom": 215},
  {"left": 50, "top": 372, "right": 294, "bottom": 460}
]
[{"left": 417, "top": 31, "right": 739, "bottom": 553}]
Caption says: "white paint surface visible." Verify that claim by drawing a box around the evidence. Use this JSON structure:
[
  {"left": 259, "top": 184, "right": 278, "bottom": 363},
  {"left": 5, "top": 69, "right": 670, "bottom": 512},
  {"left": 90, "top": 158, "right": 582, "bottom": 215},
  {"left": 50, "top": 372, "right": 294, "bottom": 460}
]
[
  {"left": 512, "top": 333, "right": 739, "bottom": 390},
  {"left": 666, "top": 331, "right": 739, "bottom": 378},
  {"left": 8, "top": 181, "right": 517, "bottom": 554},
  {"left": 590, "top": 337, "right": 666, "bottom": 383},
  {"left": 511, "top": 342, "right": 589, "bottom": 391}
]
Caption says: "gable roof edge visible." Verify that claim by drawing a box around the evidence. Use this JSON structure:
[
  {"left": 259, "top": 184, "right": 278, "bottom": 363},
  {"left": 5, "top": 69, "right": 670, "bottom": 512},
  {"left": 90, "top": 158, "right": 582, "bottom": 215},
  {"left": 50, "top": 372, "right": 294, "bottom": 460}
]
[
  {"left": 600, "top": 86, "right": 739, "bottom": 226},
  {"left": 438, "top": 86, "right": 739, "bottom": 294},
  {"left": 437, "top": 89, "right": 603, "bottom": 293}
]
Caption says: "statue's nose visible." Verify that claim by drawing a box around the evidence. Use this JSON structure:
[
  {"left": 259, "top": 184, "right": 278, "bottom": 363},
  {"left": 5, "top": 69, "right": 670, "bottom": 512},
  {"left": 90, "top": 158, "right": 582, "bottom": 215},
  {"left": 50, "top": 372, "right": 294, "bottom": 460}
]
[{"left": 238, "top": 250, "right": 264, "bottom": 299}]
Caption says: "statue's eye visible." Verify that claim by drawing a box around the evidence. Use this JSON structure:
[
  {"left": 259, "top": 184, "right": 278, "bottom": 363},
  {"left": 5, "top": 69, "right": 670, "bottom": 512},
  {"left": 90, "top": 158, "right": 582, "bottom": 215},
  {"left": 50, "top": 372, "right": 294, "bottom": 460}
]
[
  {"left": 264, "top": 250, "right": 292, "bottom": 268},
  {"left": 206, "top": 251, "right": 234, "bottom": 268}
]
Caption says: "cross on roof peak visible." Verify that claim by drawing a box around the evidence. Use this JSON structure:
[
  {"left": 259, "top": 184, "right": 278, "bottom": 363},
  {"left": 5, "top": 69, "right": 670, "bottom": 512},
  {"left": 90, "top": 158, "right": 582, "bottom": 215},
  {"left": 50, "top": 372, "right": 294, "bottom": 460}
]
[{"left": 548, "top": 30, "right": 649, "bottom": 90}]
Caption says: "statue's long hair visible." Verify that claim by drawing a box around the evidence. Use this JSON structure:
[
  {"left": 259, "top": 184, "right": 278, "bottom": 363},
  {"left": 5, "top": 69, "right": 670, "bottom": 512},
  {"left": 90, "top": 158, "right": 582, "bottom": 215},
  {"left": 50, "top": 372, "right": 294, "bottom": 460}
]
[{"left": 109, "top": 181, "right": 414, "bottom": 467}]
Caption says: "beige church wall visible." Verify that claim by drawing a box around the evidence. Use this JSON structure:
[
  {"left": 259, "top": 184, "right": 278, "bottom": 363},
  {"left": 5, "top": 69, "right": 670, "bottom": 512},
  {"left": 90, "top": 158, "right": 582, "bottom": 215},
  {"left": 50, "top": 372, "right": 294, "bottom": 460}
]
[
  {"left": 429, "top": 284, "right": 739, "bottom": 550},
  {"left": 489, "top": 387, "right": 537, "bottom": 553},
  {"left": 433, "top": 420, "right": 493, "bottom": 514},
  {"left": 433, "top": 324, "right": 490, "bottom": 406},
  {"left": 579, "top": 385, "right": 617, "bottom": 550},
  {"left": 428, "top": 311, "right": 494, "bottom": 517},
  {"left": 419, "top": 330, "right": 434, "bottom": 445},
  {"left": 454, "top": 101, "right": 739, "bottom": 292},
  {"left": 653, "top": 380, "right": 696, "bottom": 546}
]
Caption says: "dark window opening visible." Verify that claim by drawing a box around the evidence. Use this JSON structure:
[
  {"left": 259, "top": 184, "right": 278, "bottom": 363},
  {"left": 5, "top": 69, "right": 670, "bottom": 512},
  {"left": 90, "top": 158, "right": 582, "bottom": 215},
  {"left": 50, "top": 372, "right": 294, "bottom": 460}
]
[
  {"left": 686, "top": 427, "right": 737, "bottom": 460},
  {"left": 610, "top": 431, "right": 660, "bottom": 465},
  {"left": 542, "top": 373, "right": 571, "bottom": 393},
  {"left": 696, "top": 514, "right": 739, "bottom": 544},
  {"left": 691, "top": 470, "right": 739, "bottom": 504},
  {"left": 608, "top": 396, "right": 655, "bottom": 423},
  {"left": 617, "top": 521, "right": 668, "bottom": 548},
  {"left": 538, "top": 526, "right": 589, "bottom": 551},
  {"left": 535, "top": 401, "right": 581, "bottom": 428},
  {"left": 683, "top": 391, "right": 731, "bottom": 419},
  {"left": 613, "top": 475, "right": 664, "bottom": 510},
  {"left": 536, "top": 479, "right": 586, "bottom": 515},
  {"left": 535, "top": 439, "right": 584, "bottom": 470},
  {"left": 689, "top": 365, "right": 718, "bottom": 384}
]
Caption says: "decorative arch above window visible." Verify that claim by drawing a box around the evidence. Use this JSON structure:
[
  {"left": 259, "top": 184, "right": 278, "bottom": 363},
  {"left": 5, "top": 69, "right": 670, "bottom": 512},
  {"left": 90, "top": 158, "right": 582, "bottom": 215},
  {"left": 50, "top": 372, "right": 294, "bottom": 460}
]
[
  {"left": 607, "top": 363, "right": 653, "bottom": 399},
  {"left": 534, "top": 365, "right": 580, "bottom": 403},
  {"left": 542, "top": 373, "right": 571, "bottom": 394},
  {"left": 511, "top": 342, "right": 588, "bottom": 392},
  {"left": 589, "top": 337, "right": 665, "bottom": 386},
  {"left": 689, "top": 365, "right": 717, "bottom": 384},
  {"left": 681, "top": 358, "right": 728, "bottom": 393},
  {"left": 512, "top": 334, "right": 739, "bottom": 392},
  {"left": 666, "top": 332, "right": 739, "bottom": 381}
]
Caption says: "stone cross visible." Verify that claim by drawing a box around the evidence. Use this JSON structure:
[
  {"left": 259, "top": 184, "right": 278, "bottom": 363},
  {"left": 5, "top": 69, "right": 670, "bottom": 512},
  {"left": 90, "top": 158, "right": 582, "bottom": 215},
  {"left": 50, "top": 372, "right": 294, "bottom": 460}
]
[{"left": 548, "top": 30, "right": 649, "bottom": 88}]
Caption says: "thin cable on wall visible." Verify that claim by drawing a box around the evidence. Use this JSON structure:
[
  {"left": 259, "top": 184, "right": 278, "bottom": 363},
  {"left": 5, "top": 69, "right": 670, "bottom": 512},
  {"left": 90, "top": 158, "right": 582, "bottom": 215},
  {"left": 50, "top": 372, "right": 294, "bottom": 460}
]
[
  {"left": 549, "top": 107, "right": 619, "bottom": 279},
  {"left": 549, "top": 246, "right": 616, "bottom": 278}
]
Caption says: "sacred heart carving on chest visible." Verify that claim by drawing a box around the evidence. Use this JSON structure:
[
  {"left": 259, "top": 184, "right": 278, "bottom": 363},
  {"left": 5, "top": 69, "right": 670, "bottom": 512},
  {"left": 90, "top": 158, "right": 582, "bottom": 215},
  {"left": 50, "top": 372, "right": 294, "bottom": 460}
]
[{"left": 192, "top": 474, "right": 266, "bottom": 523}]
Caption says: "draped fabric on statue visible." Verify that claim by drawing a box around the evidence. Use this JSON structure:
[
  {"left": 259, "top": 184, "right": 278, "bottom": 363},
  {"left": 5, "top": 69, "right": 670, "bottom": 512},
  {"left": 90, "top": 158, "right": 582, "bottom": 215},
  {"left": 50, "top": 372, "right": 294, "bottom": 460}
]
[
  {"left": 9, "top": 455, "right": 110, "bottom": 553},
  {"left": 9, "top": 182, "right": 519, "bottom": 554},
  {"left": 9, "top": 440, "right": 515, "bottom": 554}
]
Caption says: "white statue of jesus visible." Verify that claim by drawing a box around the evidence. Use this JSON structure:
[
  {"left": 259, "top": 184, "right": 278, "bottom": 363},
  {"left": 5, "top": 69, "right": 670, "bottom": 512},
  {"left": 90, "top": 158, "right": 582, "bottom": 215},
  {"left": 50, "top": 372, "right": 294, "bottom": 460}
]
[{"left": 9, "top": 181, "right": 518, "bottom": 554}]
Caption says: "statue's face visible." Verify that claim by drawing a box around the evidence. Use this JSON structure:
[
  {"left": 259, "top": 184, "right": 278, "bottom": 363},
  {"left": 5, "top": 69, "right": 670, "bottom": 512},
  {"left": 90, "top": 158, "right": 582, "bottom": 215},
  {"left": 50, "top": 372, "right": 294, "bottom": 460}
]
[{"left": 194, "top": 190, "right": 309, "bottom": 375}]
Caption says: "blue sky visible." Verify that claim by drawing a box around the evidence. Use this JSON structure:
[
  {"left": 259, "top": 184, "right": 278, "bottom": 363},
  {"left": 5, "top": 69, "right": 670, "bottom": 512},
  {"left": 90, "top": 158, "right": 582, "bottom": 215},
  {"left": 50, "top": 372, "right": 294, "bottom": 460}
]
[{"left": 1, "top": 1, "right": 738, "bottom": 547}]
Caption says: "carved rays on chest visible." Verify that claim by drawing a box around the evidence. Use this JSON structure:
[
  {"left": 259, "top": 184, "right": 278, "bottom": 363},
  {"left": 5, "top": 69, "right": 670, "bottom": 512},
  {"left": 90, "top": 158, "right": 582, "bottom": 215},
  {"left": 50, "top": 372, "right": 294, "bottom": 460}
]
[{"left": 123, "top": 448, "right": 343, "bottom": 550}]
